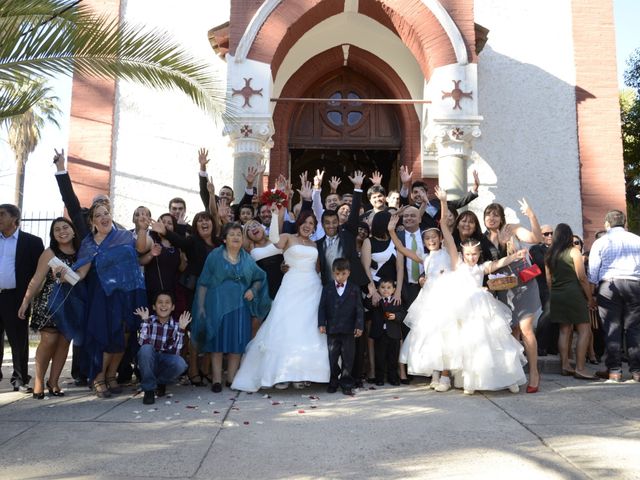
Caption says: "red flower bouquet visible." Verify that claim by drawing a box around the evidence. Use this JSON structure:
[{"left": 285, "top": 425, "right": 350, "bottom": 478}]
[{"left": 260, "top": 189, "right": 288, "bottom": 207}]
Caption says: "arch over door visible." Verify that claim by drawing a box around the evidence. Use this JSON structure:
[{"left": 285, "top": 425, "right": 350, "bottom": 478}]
[{"left": 288, "top": 68, "right": 401, "bottom": 149}]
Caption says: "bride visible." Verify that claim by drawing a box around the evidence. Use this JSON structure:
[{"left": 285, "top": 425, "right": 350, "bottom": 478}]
[{"left": 231, "top": 205, "right": 330, "bottom": 392}]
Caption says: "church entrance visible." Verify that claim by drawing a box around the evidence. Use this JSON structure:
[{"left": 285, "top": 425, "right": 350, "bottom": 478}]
[{"left": 287, "top": 68, "right": 402, "bottom": 197}]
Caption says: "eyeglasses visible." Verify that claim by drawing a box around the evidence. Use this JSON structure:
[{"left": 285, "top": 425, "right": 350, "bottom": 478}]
[{"left": 542, "top": 232, "right": 553, "bottom": 237}]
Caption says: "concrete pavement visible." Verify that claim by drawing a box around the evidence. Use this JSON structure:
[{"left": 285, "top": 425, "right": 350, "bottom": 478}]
[{"left": 0, "top": 356, "right": 639, "bottom": 480}]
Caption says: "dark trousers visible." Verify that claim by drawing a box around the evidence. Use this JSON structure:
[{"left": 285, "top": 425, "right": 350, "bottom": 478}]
[
  {"left": 374, "top": 333, "right": 400, "bottom": 383},
  {"left": 0, "top": 290, "right": 31, "bottom": 386},
  {"left": 597, "top": 279, "right": 640, "bottom": 373},
  {"left": 535, "top": 300, "right": 559, "bottom": 355},
  {"left": 71, "top": 344, "right": 89, "bottom": 381},
  {"left": 327, "top": 333, "right": 355, "bottom": 390}
]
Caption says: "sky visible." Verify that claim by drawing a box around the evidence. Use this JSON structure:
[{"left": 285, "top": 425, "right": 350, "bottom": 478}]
[
  {"left": 614, "top": 0, "right": 640, "bottom": 87},
  {"left": 1, "top": 0, "right": 639, "bottom": 218}
]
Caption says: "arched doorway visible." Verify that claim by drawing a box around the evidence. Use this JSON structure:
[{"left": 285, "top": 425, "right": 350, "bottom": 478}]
[{"left": 288, "top": 68, "right": 402, "bottom": 196}]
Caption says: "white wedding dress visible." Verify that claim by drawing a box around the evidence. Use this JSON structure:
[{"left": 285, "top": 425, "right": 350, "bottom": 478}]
[{"left": 231, "top": 244, "right": 330, "bottom": 392}]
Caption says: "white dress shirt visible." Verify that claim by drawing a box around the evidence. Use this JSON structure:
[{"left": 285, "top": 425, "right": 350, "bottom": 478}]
[{"left": 0, "top": 227, "right": 19, "bottom": 289}]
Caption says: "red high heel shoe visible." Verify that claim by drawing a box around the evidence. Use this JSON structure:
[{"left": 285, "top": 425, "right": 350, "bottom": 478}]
[{"left": 526, "top": 375, "right": 540, "bottom": 394}]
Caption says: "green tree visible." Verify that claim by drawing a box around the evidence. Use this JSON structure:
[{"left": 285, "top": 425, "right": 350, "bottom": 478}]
[
  {"left": 622, "top": 48, "right": 640, "bottom": 232},
  {"left": 3, "top": 77, "right": 61, "bottom": 209},
  {"left": 0, "top": 0, "right": 229, "bottom": 122}
]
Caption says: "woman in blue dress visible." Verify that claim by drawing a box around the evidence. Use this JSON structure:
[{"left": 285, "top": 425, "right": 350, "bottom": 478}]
[
  {"left": 54, "top": 202, "right": 151, "bottom": 397},
  {"left": 192, "top": 222, "right": 271, "bottom": 393}
]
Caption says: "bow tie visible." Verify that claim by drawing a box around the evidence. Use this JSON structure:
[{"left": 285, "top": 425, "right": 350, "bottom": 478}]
[{"left": 336, "top": 283, "right": 344, "bottom": 288}]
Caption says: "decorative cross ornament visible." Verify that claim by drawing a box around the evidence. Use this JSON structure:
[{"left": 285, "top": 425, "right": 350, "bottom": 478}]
[
  {"left": 232, "top": 78, "right": 263, "bottom": 108},
  {"left": 240, "top": 125, "right": 253, "bottom": 137},
  {"left": 450, "top": 127, "right": 464, "bottom": 140},
  {"left": 441, "top": 80, "right": 473, "bottom": 110}
]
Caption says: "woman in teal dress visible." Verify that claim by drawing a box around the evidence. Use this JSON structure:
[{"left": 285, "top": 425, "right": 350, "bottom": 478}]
[
  {"left": 545, "top": 223, "right": 597, "bottom": 380},
  {"left": 192, "top": 222, "right": 271, "bottom": 392}
]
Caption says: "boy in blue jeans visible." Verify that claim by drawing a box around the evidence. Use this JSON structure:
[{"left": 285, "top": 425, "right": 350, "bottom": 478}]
[{"left": 135, "top": 291, "right": 190, "bottom": 404}]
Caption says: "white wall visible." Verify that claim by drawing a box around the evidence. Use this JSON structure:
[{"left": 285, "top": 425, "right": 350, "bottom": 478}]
[
  {"left": 111, "top": 0, "right": 232, "bottom": 226},
  {"left": 472, "top": 0, "right": 583, "bottom": 235}
]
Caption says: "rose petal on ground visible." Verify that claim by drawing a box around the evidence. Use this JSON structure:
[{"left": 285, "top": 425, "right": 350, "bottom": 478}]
[
  {"left": 213, "top": 410, "right": 220, "bottom": 414},
  {"left": 243, "top": 421, "right": 250, "bottom": 425},
  {"left": 271, "top": 401, "right": 280, "bottom": 406},
  {"left": 186, "top": 405, "right": 198, "bottom": 409},
  {"left": 297, "top": 409, "right": 305, "bottom": 414}
]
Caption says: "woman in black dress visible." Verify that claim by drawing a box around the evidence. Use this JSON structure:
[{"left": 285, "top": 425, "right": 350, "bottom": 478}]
[
  {"left": 243, "top": 219, "right": 284, "bottom": 300},
  {"left": 18, "top": 218, "right": 80, "bottom": 398}
]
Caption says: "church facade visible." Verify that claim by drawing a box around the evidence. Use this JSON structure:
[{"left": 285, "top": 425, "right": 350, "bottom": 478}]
[{"left": 66, "top": 0, "right": 624, "bottom": 244}]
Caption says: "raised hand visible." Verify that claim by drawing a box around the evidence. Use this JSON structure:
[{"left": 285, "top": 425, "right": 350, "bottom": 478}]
[
  {"left": 256, "top": 160, "right": 267, "bottom": 176},
  {"left": 400, "top": 165, "right": 413, "bottom": 185},
  {"left": 243, "top": 165, "right": 259, "bottom": 186},
  {"left": 348, "top": 170, "right": 365, "bottom": 189},
  {"left": 276, "top": 174, "right": 287, "bottom": 192},
  {"left": 369, "top": 170, "right": 383, "bottom": 186},
  {"left": 178, "top": 311, "right": 192, "bottom": 330},
  {"left": 434, "top": 186, "right": 447, "bottom": 202},
  {"left": 498, "top": 224, "right": 513, "bottom": 244},
  {"left": 472, "top": 170, "right": 480, "bottom": 193},
  {"left": 387, "top": 214, "right": 400, "bottom": 231},
  {"left": 206, "top": 175, "right": 215, "bottom": 195},
  {"left": 313, "top": 169, "right": 325, "bottom": 189},
  {"left": 299, "top": 170, "right": 308, "bottom": 187},
  {"left": 134, "top": 306, "right": 150, "bottom": 321},
  {"left": 518, "top": 198, "right": 534, "bottom": 217},
  {"left": 53, "top": 148, "right": 65, "bottom": 171},
  {"left": 149, "top": 219, "right": 166, "bottom": 236},
  {"left": 217, "top": 198, "right": 230, "bottom": 221},
  {"left": 329, "top": 176, "right": 341, "bottom": 192},
  {"left": 297, "top": 179, "right": 313, "bottom": 201},
  {"left": 198, "top": 148, "right": 209, "bottom": 171}
]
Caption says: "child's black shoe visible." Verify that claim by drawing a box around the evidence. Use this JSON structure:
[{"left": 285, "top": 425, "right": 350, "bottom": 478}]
[
  {"left": 326, "top": 385, "right": 338, "bottom": 394},
  {"left": 156, "top": 384, "right": 166, "bottom": 397},
  {"left": 342, "top": 388, "right": 354, "bottom": 396},
  {"left": 375, "top": 380, "right": 384, "bottom": 386},
  {"left": 143, "top": 390, "right": 155, "bottom": 405}
]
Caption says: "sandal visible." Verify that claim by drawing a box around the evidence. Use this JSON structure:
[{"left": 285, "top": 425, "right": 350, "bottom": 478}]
[
  {"left": 189, "top": 375, "right": 205, "bottom": 387},
  {"left": 46, "top": 380, "right": 64, "bottom": 397},
  {"left": 93, "top": 380, "right": 112, "bottom": 398},
  {"left": 106, "top": 377, "right": 123, "bottom": 394}
]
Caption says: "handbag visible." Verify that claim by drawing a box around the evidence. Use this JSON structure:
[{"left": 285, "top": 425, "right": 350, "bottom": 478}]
[{"left": 517, "top": 253, "right": 542, "bottom": 283}]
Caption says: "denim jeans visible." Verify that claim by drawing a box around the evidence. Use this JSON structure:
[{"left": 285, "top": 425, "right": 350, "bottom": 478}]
[{"left": 137, "top": 344, "right": 187, "bottom": 391}]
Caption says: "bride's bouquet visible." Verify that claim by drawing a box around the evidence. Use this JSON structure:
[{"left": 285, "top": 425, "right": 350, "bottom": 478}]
[{"left": 260, "top": 189, "right": 288, "bottom": 207}]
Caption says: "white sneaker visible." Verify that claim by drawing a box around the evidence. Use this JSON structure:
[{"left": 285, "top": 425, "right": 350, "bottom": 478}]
[
  {"left": 463, "top": 389, "right": 475, "bottom": 395},
  {"left": 453, "top": 372, "right": 464, "bottom": 389},
  {"left": 274, "top": 382, "right": 290, "bottom": 390},
  {"left": 508, "top": 383, "right": 519, "bottom": 393},
  {"left": 435, "top": 376, "right": 451, "bottom": 392},
  {"left": 292, "top": 382, "right": 305, "bottom": 389},
  {"left": 429, "top": 372, "right": 441, "bottom": 389}
]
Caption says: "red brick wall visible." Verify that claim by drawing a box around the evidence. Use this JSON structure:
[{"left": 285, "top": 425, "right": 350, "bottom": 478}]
[
  {"left": 67, "top": 0, "right": 119, "bottom": 206},
  {"left": 571, "top": 0, "right": 626, "bottom": 246}
]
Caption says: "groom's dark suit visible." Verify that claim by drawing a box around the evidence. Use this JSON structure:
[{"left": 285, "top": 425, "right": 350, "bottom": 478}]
[
  {"left": 316, "top": 189, "right": 368, "bottom": 287},
  {"left": 318, "top": 280, "right": 364, "bottom": 390}
]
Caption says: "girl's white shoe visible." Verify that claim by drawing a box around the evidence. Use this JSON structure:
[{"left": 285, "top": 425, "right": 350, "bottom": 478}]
[
  {"left": 463, "top": 389, "right": 475, "bottom": 395},
  {"left": 292, "top": 382, "right": 306, "bottom": 389},
  {"left": 274, "top": 382, "right": 290, "bottom": 390},
  {"left": 435, "top": 376, "right": 451, "bottom": 392},
  {"left": 508, "top": 383, "right": 519, "bottom": 393},
  {"left": 429, "top": 372, "right": 441, "bottom": 390}
]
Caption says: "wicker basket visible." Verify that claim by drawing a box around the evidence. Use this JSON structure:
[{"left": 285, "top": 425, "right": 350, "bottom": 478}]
[{"left": 487, "top": 275, "right": 518, "bottom": 291}]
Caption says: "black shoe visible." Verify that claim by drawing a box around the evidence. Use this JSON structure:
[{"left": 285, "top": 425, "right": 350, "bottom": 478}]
[
  {"left": 389, "top": 380, "right": 400, "bottom": 386},
  {"left": 354, "top": 380, "right": 363, "bottom": 389},
  {"left": 342, "top": 388, "right": 354, "bottom": 396},
  {"left": 400, "top": 378, "right": 411, "bottom": 385},
  {"left": 32, "top": 391, "right": 45, "bottom": 399},
  {"left": 367, "top": 377, "right": 376, "bottom": 383},
  {"left": 74, "top": 377, "right": 89, "bottom": 387},
  {"left": 14, "top": 384, "right": 33, "bottom": 393},
  {"left": 326, "top": 385, "right": 338, "bottom": 393},
  {"left": 211, "top": 382, "right": 222, "bottom": 393},
  {"left": 375, "top": 381, "right": 384, "bottom": 386},
  {"left": 143, "top": 390, "right": 155, "bottom": 405},
  {"left": 46, "top": 381, "right": 64, "bottom": 397},
  {"left": 156, "top": 384, "right": 166, "bottom": 397}
]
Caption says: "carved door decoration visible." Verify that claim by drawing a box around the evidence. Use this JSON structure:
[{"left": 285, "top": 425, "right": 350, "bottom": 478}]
[{"left": 289, "top": 68, "right": 401, "bottom": 149}]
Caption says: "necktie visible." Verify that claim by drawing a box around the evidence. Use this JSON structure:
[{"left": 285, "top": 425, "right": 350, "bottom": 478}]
[{"left": 410, "top": 232, "right": 420, "bottom": 280}]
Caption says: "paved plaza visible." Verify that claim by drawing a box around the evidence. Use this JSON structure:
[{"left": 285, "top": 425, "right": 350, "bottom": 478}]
[{"left": 0, "top": 351, "right": 639, "bottom": 480}]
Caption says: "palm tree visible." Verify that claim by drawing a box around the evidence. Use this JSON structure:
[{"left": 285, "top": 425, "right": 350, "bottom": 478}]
[
  {"left": 4, "top": 77, "right": 61, "bottom": 209},
  {"left": 0, "top": 0, "right": 231, "bottom": 122}
]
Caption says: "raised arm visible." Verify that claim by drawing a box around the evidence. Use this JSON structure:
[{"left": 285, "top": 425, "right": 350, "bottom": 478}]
[
  {"left": 511, "top": 198, "right": 543, "bottom": 244},
  {"left": 268, "top": 204, "right": 289, "bottom": 250},
  {"left": 345, "top": 170, "right": 365, "bottom": 234},
  {"left": 435, "top": 186, "right": 458, "bottom": 269},
  {"left": 387, "top": 213, "right": 422, "bottom": 263},
  {"left": 198, "top": 148, "right": 210, "bottom": 209}
]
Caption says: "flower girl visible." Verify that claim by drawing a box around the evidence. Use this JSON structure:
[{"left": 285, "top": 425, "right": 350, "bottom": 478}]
[{"left": 436, "top": 187, "right": 527, "bottom": 395}]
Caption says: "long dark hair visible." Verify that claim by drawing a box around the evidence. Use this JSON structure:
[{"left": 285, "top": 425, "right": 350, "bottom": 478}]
[
  {"left": 49, "top": 217, "right": 80, "bottom": 256},
  {"left": 545, "top": 223, "right": 573, "bottom": 271},
  {"left": 371, "top": 210, "right": 391, "bottom": 239},
  {"left": 483, "top": 203, "right": 506, "bottom": 230}
]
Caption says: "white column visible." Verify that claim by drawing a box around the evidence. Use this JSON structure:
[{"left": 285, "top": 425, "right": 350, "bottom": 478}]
[
  {"left": 425, "top": 118, "right": 481, "bottom": 200},
  {"left": 226, "top": 120, "right": 274, "bottom": 196}
]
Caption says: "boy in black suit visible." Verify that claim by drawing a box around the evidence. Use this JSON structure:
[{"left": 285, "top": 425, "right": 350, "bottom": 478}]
[
  {"left": 366, "top": 279, "right": 406, "bottom": 386},
  {"left": 318, "top": 258, "right": 364, "bottom": 395}
]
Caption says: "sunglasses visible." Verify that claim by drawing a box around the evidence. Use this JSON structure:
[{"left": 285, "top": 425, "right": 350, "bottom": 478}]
[{"left": 542, "top": 232, "right": 553, "bottom": 237}]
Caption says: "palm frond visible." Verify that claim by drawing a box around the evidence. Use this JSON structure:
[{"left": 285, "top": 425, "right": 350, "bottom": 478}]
[{"left": 0, "top": 0, "right": 235, "bottom": 123}]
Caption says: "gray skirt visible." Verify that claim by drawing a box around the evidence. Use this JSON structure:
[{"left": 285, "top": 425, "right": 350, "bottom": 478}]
[{"left": 497, "top": 279, "right": 542, "bottom": 329}]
